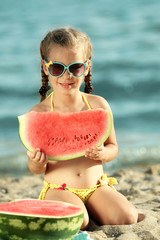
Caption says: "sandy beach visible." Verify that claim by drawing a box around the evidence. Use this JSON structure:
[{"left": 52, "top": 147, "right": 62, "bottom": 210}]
[{"left": 0, "top": 163, "right": 160, "bottom": 240}]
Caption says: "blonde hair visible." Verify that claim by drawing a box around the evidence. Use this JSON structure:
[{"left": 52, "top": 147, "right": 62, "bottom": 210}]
[{"left": 39, "top": 27, "right": 93, "bottom": 101}]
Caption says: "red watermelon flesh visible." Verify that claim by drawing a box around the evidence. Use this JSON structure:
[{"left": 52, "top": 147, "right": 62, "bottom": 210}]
[
  {"left": 18, "top": 109, "right": 112, "bottom": 160},
  {"left": 0, "top": 199, "right": 82, "bottom": 217}
]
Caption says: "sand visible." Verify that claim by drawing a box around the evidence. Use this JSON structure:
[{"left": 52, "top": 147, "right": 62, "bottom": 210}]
[{"left": 0, "top": 163, "right": 160, "bottom": 240}]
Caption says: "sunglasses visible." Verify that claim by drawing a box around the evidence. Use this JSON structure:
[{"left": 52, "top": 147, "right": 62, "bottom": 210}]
[{"left": 45, "top": 60, "right": 88, "bottom": 78}]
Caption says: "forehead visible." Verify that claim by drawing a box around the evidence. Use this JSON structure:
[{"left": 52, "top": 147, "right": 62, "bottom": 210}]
[{"left": 48, "top": 44, "right": 85, "bottom": 63}]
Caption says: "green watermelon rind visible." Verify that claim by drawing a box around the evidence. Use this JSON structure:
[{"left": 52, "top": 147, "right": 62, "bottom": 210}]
[
  {"left": 0, "top": 213, "right": 83, "bottom": 240},
  {"left": 18, "top": 109, "right": 113, "bottom": 161},
  {"left": 0, "top": 200, "right": 84, "bottom": 240},
  {"left": 18, "top": 114, "right": 40, "bottom": 156}
]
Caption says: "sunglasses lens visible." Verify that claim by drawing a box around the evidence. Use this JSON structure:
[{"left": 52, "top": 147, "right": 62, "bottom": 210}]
[
  {"left": 69, "top": 63, "right": 85, "bottom": 77},
  {"left": 48, "top": 63, "right": 64, "bottom": 76}
]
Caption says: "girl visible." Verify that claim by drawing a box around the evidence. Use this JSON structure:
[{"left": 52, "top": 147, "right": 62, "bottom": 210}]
[{"left": 27, "top": 27, "right": 138, "bottom": 230}]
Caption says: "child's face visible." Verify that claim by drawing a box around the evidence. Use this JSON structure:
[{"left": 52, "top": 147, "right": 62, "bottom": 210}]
[{"left": 43, "top": 45, "right": 90, "bottom": 93}]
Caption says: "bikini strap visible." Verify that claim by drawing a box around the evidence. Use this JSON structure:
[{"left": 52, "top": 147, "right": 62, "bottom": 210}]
[
  {"left": 45, "top": 91, "right": 54, "bottom": 111},
  {"left": 81, "top": 93, "right": 92, "bottom": 109},
  {"left": 50, "top": 92, "right": 54, "bottom": 111}
]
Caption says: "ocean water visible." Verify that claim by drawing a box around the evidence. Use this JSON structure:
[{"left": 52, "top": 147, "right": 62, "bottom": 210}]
[{"left": 0, "top": 0, "right": 160, "bottom": 176}]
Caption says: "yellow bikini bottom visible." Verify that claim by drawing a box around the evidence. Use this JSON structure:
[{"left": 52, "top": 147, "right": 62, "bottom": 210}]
[{"left": 39, "top": 174, "right": 118, "bottom": 204}]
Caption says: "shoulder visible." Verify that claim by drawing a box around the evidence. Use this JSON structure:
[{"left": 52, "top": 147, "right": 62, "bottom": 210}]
[
  {"left": 83, "top": 93, "right": 112, "bottom": 112},
  {"left": 30, "top": 96, "right": 51, "bottom": 112}
]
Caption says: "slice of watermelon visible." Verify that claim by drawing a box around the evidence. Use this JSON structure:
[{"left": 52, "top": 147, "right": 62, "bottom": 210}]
[
  {"left": 18, "top": 109, "right": 112, "bottom": 161},
  {"left": 0, "top": 199, "right": 83, "bottom": 240}
]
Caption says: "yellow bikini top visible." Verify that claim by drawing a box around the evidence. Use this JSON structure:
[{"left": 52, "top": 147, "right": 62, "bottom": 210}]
[{"left": 48, "top": 91, "right": 91, "bottom": 111}]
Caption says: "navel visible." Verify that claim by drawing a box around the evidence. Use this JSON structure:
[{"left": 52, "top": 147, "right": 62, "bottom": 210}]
[{"left": 77, "top": 172, "right": 83, "bottom": 177}]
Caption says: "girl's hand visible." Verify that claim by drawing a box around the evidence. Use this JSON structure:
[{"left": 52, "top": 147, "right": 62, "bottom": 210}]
[
  {"left": 27, "top": 148, "right": 48, "bottom": 169},
  {"left": 85, "top": 145, "right": 105, "bottom": 161}
]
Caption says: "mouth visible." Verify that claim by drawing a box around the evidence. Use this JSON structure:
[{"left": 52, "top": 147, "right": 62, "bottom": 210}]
[{"left": 59, "top": 83, "right": 74, "bottom": 89}]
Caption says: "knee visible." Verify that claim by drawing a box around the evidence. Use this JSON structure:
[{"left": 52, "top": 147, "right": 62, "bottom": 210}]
[
  {"left": 119, "top": 206, "right": 138, "bottom": 225},
  {"left": 80, "top": 212, "right": 89, "bottom": 230}
]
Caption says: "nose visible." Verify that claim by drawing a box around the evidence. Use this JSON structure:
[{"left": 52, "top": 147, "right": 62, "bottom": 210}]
[{"left": 61, "top": 69, "right": 72, "bottom": 79}]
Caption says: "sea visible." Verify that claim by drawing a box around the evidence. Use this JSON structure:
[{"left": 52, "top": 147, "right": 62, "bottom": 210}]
[{"left": 0, "top": 0, "right": 160, "bottom": 176}]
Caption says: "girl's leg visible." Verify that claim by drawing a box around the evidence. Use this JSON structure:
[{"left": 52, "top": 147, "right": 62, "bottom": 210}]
[
  {"left": 45, "top": 188, "right": 89, "bottom": 230},
  {"left": 86, "top": 186, "right": 138, "bottom": 225}
]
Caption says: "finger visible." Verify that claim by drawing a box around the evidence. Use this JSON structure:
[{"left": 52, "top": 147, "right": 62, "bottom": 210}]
[
  {"left": 96, "top": 145, "right": 104, "bottom": 151},
  {"left": 88, "top": 154, "right": 99, "bottom": 160},
  {"left": 88, "top": 145, "right": 103, "bottom": 151},
  {"left": 27, "top": 150, "right": 31, "bottom": 158},
  {"left": 39, "top": 152, "right": 48, "bottom": 164},
  {"left": 27, "top": 150, "right": 37, "bottom": 160},
  {"left": 86, "top": 147, "right": 100, "bottom": 155},
  {"left": 39, "top": 152, "right": 45, "bottom": 162},
  {"left": 33, "top": 150, "right": 42, "bottom": 162},
  {"left": 85, "top": 150, "right": 99, "bottom": 159}
]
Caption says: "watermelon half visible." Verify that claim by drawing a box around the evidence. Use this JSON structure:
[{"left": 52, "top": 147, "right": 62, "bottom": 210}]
[
  {"left": 18, "top": 109, "right": 112, "bottom": 160},
  {"left": 0, "top": 199, "right": 84, "bottom": 240}
]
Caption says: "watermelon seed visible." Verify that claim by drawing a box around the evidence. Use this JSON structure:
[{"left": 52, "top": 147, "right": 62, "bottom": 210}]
[
  {"left": 94, "top": 134, "right": 98, "bottom": 139},
  {"left": 60, "top": 138, "right": 64, "bottom": 142}
]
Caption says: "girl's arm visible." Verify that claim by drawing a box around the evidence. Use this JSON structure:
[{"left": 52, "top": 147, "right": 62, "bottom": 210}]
[
  {"left": 27, "top": 149, "right": 48, "bottom": 174},
  {"left": 85, "top": 96, "right": 118, "bottom": 163}
]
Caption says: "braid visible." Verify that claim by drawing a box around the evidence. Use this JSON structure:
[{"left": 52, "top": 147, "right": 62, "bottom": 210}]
[
  {"left": 39, "top": 38, "right": 51, "bottom": 102},
  {"left": 39, "top": 64, "right": 51, "bottom": 102},
  {"left": 84, "top": 65, "right": 93, "bottom": 93}
]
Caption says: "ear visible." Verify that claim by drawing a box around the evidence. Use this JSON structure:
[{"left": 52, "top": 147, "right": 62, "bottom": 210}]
[
  {"left": 84, "top": 60, "right": 91, "bottom": 76},
  {"left": 42, "top": 60, "right": 49, "bottom": 76}
]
